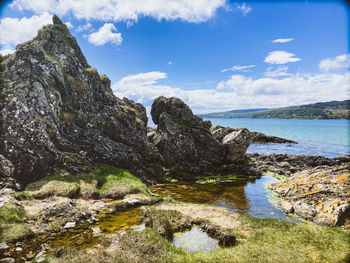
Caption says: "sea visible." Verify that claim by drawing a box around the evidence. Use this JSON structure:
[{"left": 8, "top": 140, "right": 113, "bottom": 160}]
[{"left": 202, "top": 118, "right": 350, "bottom": 158}]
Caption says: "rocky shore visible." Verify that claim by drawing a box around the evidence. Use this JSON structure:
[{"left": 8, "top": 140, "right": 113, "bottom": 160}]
[{"left": 0, "top": 15, "right": 349, "bottom": 263}]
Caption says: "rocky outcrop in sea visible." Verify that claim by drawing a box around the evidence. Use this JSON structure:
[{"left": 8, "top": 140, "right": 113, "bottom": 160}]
[{"left": 148, "top": 96, "right": 257, "bottom": 178}]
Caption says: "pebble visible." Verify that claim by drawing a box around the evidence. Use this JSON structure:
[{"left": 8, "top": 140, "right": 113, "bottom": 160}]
[
  {"left": 0, "top": 258, "right": 15, "bottom": 263},
  {"left": 63, "top": 221, "right": 76, "bottom": 228}
]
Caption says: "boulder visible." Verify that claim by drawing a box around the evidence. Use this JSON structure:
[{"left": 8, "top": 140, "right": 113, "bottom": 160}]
[
  {"left": 211, "top": 126, "right": 252, "bottom": 162},
  {"left": 0, "top": 15, "right": 162, "bottom": 186},
  {"left": 149, "top": 97, "right": 255, "bottom": 177}
]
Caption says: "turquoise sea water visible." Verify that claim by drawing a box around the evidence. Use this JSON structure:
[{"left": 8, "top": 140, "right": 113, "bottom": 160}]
[{"left": 203, "top": 118, "right": 350, "bottom": 158}]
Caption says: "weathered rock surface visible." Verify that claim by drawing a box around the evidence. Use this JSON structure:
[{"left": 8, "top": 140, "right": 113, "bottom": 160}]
[
  {"left": 0, "top": 15, "right": 162, "bottom": 186},
  {"left": 271, "top": 166, "right": 349, "bottom": 226},
  {"left": 149, "top": 97, "right": 256, "bottom": 177},
  {"left": 248, "top": 153, "right": 350, "bottom": 176},
  {"left": 210, "top": 125, "right": 253, "bottom": 162}
]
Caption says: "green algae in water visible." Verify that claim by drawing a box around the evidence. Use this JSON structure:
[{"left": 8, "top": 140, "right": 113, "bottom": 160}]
[
  {"left": 97, "top": 207, "right": 142, "bottom": 233},
  {"left": 173, "top": 226, "right": 219, "bottom": 253},
  {"left": 150, "top": 175, "right": 298, "bottom": 222}
]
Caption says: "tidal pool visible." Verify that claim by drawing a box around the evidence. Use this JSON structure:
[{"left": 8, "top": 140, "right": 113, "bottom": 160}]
[
  {"left": 150, "top": 174, "right": 297, "bottom": 222},
  {"left": 173, "top": 226, "right": 219, "bottom": 253}
]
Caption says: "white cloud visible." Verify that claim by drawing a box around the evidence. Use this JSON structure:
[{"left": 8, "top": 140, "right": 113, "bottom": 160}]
[
  {"left": 11, "top": 0, "right": 227, "bottom": 23},
  {"left": 221, "top": 65, "right": 256, "bottom": 73},
  {"left": 168, "top": 61, "right": 173, "bottom": 65},
  {"left": 112, "top": 71, "right": 350, "bottom": 113},
  {"left": 264, "top": 66, "right": 291, "bottom": 78},
  {"left": 88, "top": 23, "right": 122, "bottom": 46},
  {"left": 237, "top": 3, "right": 251, "bottom": 16},
  {"left": 319, "top": 54, "right": 350, "bottom": 72},
  {"left": 272, "top": 38, "right": 293, "bottom": 43},
  {"left": 264, "top": 51, "right": 301, "bottom": 64},
  {"left": 0, "top": 13, "right": 52, "bottom": 47},
  {"left": 0, "top": 46, "right": 16, "bottom": 55},
  {"left": 75, "top": 22, "right": 92, "bottom": 33},
  {"left": 65, "top": 21, "right": 73, "bottom": 29}
]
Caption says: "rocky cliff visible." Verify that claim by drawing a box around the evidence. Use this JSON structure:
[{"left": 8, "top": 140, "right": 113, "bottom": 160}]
[{"left": 0, "top": 15, "right": 163, "bottom": 187}]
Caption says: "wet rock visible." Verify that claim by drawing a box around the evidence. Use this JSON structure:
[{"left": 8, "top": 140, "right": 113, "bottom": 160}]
[
  {"left": 149, "top": 97, "right": 255, "bottom": 178},
  {"left": 0, "top": 15, "right": 162, "bottom": 187}
]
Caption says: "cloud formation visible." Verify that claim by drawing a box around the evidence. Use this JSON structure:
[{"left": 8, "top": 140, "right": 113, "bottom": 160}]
[
  {"left": 11, "top": 0, "right": 227, "bottom": 23},
  {"left": 264, "top": 66, "right": 291, "bottom": 78},
  {"left": 88, "top": 23, "right": 122, "bottom": 46},
  {"left": 237, "top": 3, "right": 252, "bottom": 16},
  {"left": 112, "top": 71, "right": 350, "bottom": 113},
  {"left": 319, "top": 54, "right": 350, "bottom": 71},
  {"left": 0, "top": 12, "right": 52, "bottom": 47},
  {"left": 272, "top": 38, "right": 293, "bottom": 43},
  {"left": 75, "top": 22, "right": 92, "bottom": 33},
  {"left": 221, "top": 65, "right": 256, "bottom": 73},
  {"left": 264, "top": 51, "right": 301, "bottom": 64}
]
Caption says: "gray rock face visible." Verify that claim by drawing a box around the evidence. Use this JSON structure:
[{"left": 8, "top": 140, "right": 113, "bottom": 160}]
[
  {"left": 149, "top": 97, "right": 255, "bottom": 177},
  {"left": 0, "top": 15, "right": 162, "bottom": 186},
  {"left": 211, "top": 126, "right": 252, "bottom": 162}
]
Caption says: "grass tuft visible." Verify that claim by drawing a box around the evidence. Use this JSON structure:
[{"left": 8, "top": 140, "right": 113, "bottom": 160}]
[{"left": 17, "top": 164, "right": 148, "bottom": 200}]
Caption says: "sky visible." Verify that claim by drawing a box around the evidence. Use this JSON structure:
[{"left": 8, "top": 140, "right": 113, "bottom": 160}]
[{"left": 0, "top": 0, "right": 349, "bottom": 114}]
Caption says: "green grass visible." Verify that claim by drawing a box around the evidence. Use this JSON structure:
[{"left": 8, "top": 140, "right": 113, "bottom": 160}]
[
  {"left": 16, "top": 164, "right": 148, "bottom": 199},
  {"left": 0, "top": 223, "right": 33, "bottom": 243},
  {"left": 0, "top": 203, "right": 33, "bottom": 243},
  {"left": 51, "top": 215, "right": 349, "bottom": 263},
  {"left": 0, "top": 203, "right": 26, "bottom": 223}
]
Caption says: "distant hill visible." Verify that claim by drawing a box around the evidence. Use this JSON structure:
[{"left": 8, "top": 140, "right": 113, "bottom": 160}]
[{"left": 200, "top": 100, "right": 350, "bottom": 119}]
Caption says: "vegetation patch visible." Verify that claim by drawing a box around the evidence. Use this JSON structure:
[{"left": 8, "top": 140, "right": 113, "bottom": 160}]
[
  {"left": 50, "top": 211, "right": 350, "bottom": 263},
  {"left": 0, "top": 202, "right": 33, "bottom": 243},
  {"left": 15, "top": 164, "right": 149, "bottom": 200}
]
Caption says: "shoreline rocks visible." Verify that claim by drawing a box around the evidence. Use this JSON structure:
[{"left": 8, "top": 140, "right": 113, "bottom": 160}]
[
  {"left": 148, "top": 96, "right": 258, "bottom": 179},
  {"left": 271, "top": 166, "right": 349, "bottom": 226}
]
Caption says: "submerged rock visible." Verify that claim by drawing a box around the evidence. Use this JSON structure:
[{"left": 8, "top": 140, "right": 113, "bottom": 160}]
[
  {"left": 0, "top": 15, "right": 162, "bottom": 186},
  {"left": 149, "top": 97, "right": 256, "bottom": 178}
]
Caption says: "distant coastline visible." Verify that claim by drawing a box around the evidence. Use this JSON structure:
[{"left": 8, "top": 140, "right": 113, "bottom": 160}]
[{"left": 200, "top": 100, "right": 350, "bottom": 120}]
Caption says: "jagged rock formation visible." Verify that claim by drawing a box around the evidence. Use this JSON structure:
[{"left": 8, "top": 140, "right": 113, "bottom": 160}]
[
  {"left": 0, "top": 15, "right": 163, "bottom": 186},
  {"left": 148, "top": 97, "right": 256, "bottom": 177}
]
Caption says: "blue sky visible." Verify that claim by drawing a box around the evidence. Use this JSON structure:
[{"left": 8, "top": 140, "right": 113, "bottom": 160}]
[{"left": 0, "top": 0, "right": 349, "bottom": 113}]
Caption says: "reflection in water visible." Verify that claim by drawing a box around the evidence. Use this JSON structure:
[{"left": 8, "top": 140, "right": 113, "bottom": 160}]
[
  {"left": 151, "top": 175, "right": 297, "bottom": 222},
  {"left": 173, "top": 226, "right": 219, "bottom": 253}
]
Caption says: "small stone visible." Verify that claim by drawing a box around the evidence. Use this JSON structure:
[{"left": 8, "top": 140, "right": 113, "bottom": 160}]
[
  {"left": 0, "top": 243, "right": 9, "bottom": 250},
  {"left": 15, "top": 247, "right": 23, "bottom": 252},
  {"left": 123, "top": 198, "right": 140, "bottom": 205},
  {"left": 26, "top": 251, "right": 35, "bottom": 259},
  {"left": 63, "top": 222, "right": 76, "bottom": 228},
  {"left": 0, "top": 258, "right": 15, "bottom": 263}
]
